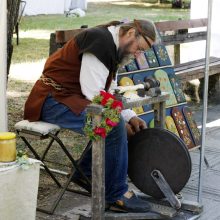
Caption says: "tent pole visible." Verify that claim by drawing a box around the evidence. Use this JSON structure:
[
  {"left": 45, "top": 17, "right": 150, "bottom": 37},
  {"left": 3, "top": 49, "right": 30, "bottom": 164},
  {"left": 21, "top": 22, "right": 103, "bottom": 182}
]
[
  {"left": 198, "top": 0, "right": 213, "bottom": 203},
  {"left": 0, "top": 0, "right": 8, "bottom": 132}
]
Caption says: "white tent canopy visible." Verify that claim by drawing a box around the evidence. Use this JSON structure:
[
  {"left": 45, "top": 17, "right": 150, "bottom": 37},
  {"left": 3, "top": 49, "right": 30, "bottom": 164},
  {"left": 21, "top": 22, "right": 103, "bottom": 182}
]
[
  {"left": 23, "top": 0, "right": 87, "bottom": 16},
  {"left": 191, "top": 0, "right": 220, "bottom": 58},
  {"left": 181, "top": 0, "right": 220, "bottom": 63}
]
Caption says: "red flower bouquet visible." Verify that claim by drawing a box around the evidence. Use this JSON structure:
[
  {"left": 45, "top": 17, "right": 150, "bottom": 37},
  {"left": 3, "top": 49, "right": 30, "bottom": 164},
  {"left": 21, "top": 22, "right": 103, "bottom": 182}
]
[{"left": 84, "top": 91, "right": 123, "bottom": 140}]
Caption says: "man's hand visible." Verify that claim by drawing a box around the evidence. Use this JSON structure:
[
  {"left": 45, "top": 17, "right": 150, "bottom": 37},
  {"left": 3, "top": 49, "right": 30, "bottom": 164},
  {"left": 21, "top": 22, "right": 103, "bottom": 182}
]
[
  {"left": 126, "top": 123, "right": 136, "bottom": 138},
  {"left": 129, "top": 116, "right": 147, "bottom": 133},
  {"left": 126, "top": 116, "right": 147, "bottom": 139}
]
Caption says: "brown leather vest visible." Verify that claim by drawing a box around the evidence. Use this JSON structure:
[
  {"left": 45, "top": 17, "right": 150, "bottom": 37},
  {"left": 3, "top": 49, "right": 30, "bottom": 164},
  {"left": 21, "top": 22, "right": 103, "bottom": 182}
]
[{"left": 24, "top": 27, "right": 118, "bottom": 121}]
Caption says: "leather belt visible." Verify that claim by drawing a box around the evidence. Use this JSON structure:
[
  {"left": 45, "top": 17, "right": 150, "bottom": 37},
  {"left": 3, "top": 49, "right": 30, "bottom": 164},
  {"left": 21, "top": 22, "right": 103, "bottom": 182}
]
[{"left": 39, "top": 74, "right": 63, "bottom": 91}]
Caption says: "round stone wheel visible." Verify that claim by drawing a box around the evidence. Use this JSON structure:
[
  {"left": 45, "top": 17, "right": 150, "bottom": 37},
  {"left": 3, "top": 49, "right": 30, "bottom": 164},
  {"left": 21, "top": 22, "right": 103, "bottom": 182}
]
[{"left": 128, "top": 128, "right": 191, "bottom": 199}]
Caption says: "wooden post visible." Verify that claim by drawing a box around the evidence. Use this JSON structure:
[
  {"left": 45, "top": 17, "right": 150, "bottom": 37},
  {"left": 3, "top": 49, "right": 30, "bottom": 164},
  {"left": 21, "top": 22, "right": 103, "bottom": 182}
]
[
  {"left": 49, "top": 33, "right": 57, "bottom": 56},
  {"left": 174, "top": 44, "right": 180, "bottom": 65},
  {"left": 153, "top": 101, "right": 166, "bottom": 128},
  {"left": 0, "top": 0, "right": 8, "bottom": 131},
  {"left": 87, "top": 104, "right": 105, "bottom": 220},
  {"left": 174, "top": 18, "right": 182, "bottom": 66}
]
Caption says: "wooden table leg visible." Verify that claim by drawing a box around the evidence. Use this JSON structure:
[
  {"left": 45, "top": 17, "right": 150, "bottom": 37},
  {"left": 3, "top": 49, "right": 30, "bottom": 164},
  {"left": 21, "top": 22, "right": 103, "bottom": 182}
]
[
  {"left": 90, "top": 107, "right": 105, "bottom": 220},
  {"left": 153, "top": 101, "right": 166, "bottom": 128}
]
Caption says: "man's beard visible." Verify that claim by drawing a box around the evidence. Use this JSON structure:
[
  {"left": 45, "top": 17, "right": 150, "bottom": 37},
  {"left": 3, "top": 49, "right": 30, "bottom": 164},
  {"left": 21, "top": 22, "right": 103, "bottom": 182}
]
[{"left": 117, "top": 43, "right": 134, "bottom": 67}]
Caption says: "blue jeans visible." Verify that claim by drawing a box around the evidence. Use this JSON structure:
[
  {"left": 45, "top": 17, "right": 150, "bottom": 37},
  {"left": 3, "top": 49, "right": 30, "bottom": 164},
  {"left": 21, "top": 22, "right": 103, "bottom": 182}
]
[{"left": 41, "top": 95, "right": 128, "bottom": 203}]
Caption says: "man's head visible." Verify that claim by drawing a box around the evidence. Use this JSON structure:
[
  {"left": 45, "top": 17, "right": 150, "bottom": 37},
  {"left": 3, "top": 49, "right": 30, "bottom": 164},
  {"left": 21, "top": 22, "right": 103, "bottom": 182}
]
[{"left": 118, "top": 19, "right": 157, "bottom": 66}]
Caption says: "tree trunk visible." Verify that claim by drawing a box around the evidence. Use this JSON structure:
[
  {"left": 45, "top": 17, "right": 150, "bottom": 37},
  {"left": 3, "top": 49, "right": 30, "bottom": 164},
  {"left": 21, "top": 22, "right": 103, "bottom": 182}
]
[{"left": 7, "top": 0, "right": 20, "bottom": 77}]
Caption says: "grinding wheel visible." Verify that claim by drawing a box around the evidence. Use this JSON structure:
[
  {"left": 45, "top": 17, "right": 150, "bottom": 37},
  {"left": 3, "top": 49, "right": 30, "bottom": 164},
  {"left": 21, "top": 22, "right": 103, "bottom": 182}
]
[{"left": 128, "top": 128, "right": 191, "bottom": 199}]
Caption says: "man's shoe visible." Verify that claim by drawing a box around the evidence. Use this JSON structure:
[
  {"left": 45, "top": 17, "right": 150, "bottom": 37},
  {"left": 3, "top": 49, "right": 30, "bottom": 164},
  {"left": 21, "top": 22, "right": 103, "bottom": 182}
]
[{"left": 108, "top": 192, "right": 151, "bottom": 213}]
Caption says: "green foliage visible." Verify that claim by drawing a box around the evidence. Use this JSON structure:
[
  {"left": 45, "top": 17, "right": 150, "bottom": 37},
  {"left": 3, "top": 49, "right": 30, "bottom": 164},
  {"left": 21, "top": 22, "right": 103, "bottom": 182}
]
[
  {"left": 84, "top": 92, "right": 122, "bottom": 141},
  {"left": 16, "top": 149, "right": 31, "bottom": 170}
]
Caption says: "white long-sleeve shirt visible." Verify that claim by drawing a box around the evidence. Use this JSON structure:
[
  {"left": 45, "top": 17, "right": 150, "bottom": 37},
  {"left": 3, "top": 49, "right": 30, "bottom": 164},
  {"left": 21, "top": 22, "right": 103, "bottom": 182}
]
[{"left": 79, "top": 25, "right": 136, "bottom": 122}]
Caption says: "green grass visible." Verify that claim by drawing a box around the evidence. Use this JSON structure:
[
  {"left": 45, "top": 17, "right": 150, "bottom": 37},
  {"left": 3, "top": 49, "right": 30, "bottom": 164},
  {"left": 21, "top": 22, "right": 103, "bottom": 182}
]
[
  {"left": 20, "top": 2, "right": 190, "bottom": 30},
  {"left": 13, "top": 1, "right": 190, "bottom": 64},
  {"left": 12, "top": 38, "right": 49, "bottom": 63}
]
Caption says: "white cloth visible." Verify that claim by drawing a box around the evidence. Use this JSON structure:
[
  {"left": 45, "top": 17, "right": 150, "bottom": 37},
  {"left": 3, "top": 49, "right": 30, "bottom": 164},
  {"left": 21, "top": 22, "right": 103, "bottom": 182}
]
[
  {"left": 23, "top": 0, "right": 87, "bottom": 15},
  {"left": 79, "top": 26, "right": 137, "bottom": 122},
  {"left": 0, "top": 159, "right": 41, "bottom": 220},
  {"left": 23, "top": 0, "right": 68, "bottom": 15},
  {"left": 80, "top": 53, "right": 109, "bottom": 101},
  {"left": 65, "top": 0, "right": 72, "bottom": 11},
  {"left": 15, "top": 120, "right": 60, "bottom": 135},
  {"left": 69, "top": 0, "right": 87, "bottom": 11}
]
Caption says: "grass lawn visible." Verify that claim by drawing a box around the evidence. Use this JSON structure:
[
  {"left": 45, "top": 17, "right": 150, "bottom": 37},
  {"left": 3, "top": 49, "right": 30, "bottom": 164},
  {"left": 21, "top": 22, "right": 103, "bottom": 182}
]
[
  {"left": 12, "top": 1, "right": 190, "bottom": 64},
  {"left": 20, "top": 2, "right": 190, "bottom": 31}
]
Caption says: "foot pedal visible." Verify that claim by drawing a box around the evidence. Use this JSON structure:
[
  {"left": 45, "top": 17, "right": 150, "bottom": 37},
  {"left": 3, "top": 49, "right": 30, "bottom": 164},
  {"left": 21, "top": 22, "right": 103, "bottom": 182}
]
[
  {"left": 151, "top": 169, "right": 181, "bottom": 209},
  {"left": 149, "top": 202, "right": 178, "bottom": 218}
]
